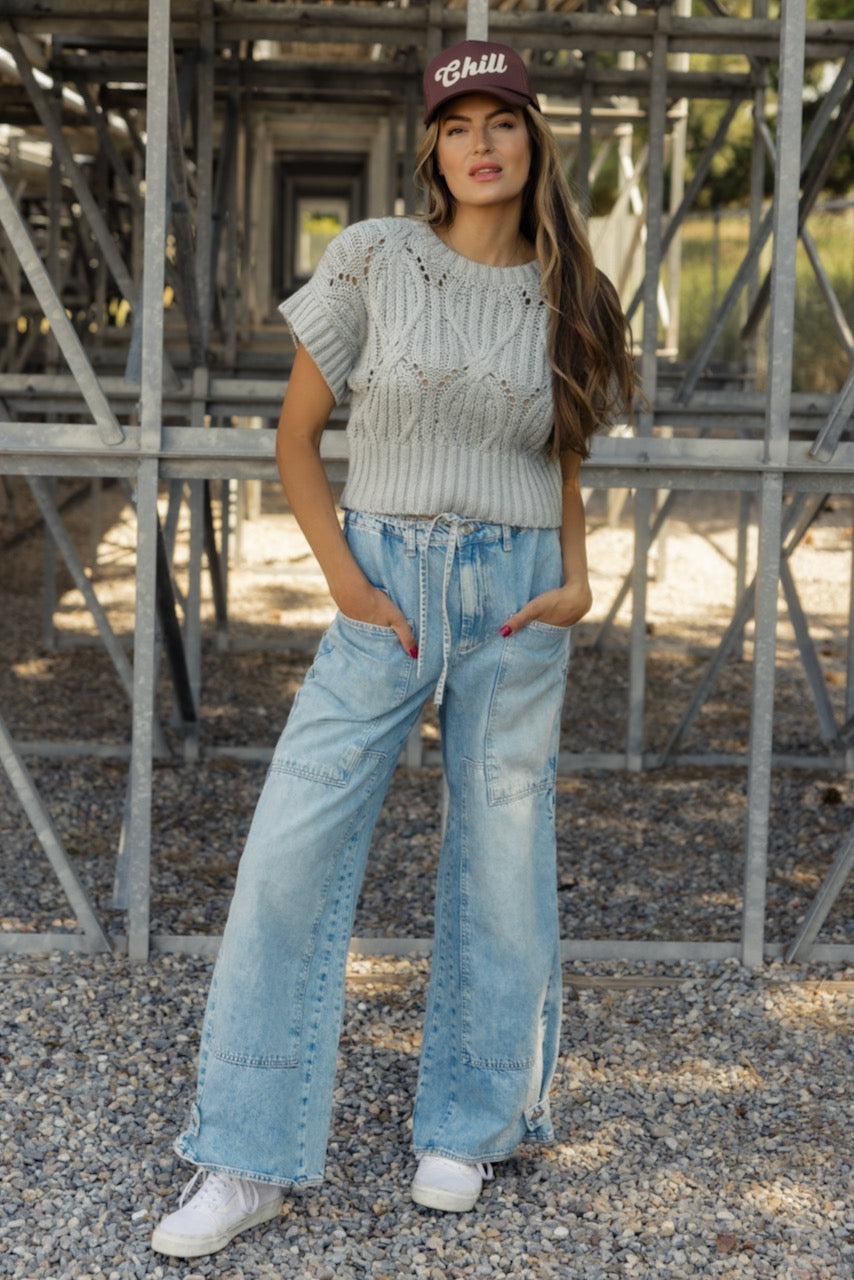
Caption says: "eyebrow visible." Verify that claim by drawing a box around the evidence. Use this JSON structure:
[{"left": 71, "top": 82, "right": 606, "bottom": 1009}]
[{"left": 441, "top": 106, "right": 518, "bottom": 124}]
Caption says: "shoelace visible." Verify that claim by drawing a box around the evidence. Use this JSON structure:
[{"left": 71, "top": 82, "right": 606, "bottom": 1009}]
[
  {"left": 178, "top": 1169, "right": 258, "bottom": 1215},
  {"left": 477, "top": 1162, "right": 495, "bottom": 1182}
]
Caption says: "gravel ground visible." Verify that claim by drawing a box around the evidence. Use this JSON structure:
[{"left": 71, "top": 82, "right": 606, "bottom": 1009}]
[
  {"left": 2, "top": 953, "right": 852, "bottom": 1279},
  {"left": 1, "top": 478, "right": 853, "bottom": 1276}
]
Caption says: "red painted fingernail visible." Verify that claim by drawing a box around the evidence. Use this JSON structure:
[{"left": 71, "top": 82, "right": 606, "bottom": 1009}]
[
  {"left": 409, "top": 645, "right": 419, "bottom": 659},
  {"left": 500, "top": 625, "right": 512, "bottom": 638}
]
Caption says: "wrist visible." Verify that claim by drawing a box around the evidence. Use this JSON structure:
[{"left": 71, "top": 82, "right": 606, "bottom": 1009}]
[
  {"left": 562, "top": 577, "right": 593, "bottom": 610},
  {"left": 327, "top": 564, "right": 371, "bottom": 614}
]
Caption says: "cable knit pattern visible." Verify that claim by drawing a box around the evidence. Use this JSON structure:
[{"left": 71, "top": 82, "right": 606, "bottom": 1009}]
[{"left": 279, "top": 216, "right": 562, "bottom": 528}]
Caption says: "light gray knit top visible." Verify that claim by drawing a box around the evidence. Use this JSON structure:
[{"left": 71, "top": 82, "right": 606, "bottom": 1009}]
[{"left": 279, "top": 216, "right": 562, "bottom": 528}]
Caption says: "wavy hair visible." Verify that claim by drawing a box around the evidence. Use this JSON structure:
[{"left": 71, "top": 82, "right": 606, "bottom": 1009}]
[{"left": 414, "top": 105, "right": 637, "bottom": 459}]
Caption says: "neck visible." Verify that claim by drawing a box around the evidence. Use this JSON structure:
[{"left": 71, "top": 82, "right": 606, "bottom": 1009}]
[{"left": 441, "top": 204, "right": 533, "bottom": 268}]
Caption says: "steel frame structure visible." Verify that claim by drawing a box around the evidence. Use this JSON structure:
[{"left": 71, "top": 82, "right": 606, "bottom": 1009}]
[{"left": 0, "top": 1, "right": 853, "bottom": 963}]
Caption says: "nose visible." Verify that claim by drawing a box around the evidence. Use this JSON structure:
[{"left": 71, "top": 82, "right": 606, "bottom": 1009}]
[{"left": 473, "top": 124, "right": 493, "bottom": 152}]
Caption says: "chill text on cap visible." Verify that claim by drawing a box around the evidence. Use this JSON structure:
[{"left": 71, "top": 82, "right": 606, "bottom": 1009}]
[{"left": 434, "top": 52, "right": 509, "bottom": 90}]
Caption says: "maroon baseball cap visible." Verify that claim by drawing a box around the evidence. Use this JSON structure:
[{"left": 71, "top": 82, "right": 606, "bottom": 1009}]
[{"left": 423, "top": 40, "right": 540, "bottom": 125}]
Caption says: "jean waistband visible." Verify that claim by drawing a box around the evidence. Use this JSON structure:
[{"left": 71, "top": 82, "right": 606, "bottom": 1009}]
[
  {"left": 344, "top": 509, "right": 515, "bottom": 550},
  {"left": 345, "top": 510, "right": 515, "bottom": 707}
]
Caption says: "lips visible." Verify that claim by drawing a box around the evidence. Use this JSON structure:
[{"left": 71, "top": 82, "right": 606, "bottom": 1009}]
[{"left": 469, "top": 164, "right": 503, "bottom": 179}]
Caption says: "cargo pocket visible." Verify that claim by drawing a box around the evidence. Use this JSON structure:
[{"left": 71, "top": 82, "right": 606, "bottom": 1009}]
[
  {"left": 484, "top": 623, "right": 571, "bottom": 806},
  {"left": 270, "top": 613, "right": 414, "bottom": 788}
]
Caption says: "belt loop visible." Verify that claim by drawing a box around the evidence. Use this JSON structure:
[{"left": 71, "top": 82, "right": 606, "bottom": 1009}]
[
  {"left": 502, "top": 524, "right": 512, "bottom": 551},
  {"left": 405, "top": 523, "right": 417, "bottom": 557}
]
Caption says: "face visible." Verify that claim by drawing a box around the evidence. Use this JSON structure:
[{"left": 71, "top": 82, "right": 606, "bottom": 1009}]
[{"left": 435, "top": 93, "right": 532, "bottom": 213}]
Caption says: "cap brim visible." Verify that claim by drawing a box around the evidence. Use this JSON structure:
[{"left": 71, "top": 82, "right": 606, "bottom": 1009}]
[{"left": 424, "top": 85, "right": 539, "bottom": 126}]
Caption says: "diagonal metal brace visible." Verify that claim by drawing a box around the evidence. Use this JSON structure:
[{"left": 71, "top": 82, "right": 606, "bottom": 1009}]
[
  {"left": 2, "top": 22, "right": 137, "bottom": 308},
  {"left": 659, "top": 493, "right": 829, "bottom": 764},
  {"left": 0, "top": 714, "right": 111, "bottom": 952},
  {"left": 0, "top": 173, "right": 124, "bottom": 445},
  {"left": 786, "top": 829, "right": 854, "bottom": 962},
  {"left": 27, "top": 476, "right": 172, "bottom": 757}
]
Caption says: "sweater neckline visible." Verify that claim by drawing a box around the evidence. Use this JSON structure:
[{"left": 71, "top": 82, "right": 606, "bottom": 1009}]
[{"left": 422, "top": 223, "right": 540, "bottom": 281}]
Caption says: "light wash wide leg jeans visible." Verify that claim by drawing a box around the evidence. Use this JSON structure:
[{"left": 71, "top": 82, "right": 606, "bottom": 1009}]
[{"left": 175, "top": 512, "right": 571, "bottom": 1187}]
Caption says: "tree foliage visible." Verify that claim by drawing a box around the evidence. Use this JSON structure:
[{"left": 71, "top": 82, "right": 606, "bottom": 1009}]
[
  {"left": 586, "top": 2, "right": 853, "bottom": 212},
  {"left": 677, "top": 0, "right": 854, "bottom": 208}
]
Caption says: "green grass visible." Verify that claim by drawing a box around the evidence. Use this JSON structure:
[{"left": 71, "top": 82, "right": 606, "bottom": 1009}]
[{"left": 672, "top": 206, "right": 853, "bottom": 392}]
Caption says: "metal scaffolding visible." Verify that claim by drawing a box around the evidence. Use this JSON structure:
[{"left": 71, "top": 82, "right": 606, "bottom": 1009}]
[{"left": 1, "top": 0, "right": 853, "bottom": 963}]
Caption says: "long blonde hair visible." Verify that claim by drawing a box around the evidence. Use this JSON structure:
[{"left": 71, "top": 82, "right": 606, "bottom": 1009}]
[{"left": 414, "top": 105, "right": 636, "bottom": 459}]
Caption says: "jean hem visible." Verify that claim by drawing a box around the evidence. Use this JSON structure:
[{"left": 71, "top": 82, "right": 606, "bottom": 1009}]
[
  {"left": 172, "top": 1142, "right": 324, "bottom": 1190},
  {"left": 413, "top": 1133, "right": 555, "bottom": 1165}
]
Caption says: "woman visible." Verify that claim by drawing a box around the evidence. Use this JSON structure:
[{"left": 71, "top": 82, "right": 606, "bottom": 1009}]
[{"left": 152, "top": 38, "right": 635, "bottom": 1259}]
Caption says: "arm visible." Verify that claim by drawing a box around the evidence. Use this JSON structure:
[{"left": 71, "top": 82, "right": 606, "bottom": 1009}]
[
  {"left": 276, "top": 344, "right": 418, "bottom": 657},
  {"left": 500, "top": 449, "right": 593, "bottom": 633}
]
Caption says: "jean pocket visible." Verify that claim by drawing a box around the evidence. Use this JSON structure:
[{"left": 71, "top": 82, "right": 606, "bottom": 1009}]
[
  {"left": 336, "top": 612, "right": 399, "bottom": 640},
  {"left": 270, "top": 614, "right": 414, "bottom": 788},
  {"left": 485, "top": 624, "right": 570, "bottom": 806},
  {"left": 527, "top": 619, "right": 573, "bottom": 637}
]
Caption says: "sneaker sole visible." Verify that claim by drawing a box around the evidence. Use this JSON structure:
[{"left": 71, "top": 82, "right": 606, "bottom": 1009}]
[
  {"left": 411, "top": 1180, "right": 481, "bottom": 1213},
  {"left": 151, "top": 1196, "right": 283, "bottom": 1258}
]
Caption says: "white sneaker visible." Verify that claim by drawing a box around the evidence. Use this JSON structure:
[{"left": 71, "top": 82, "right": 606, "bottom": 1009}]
[
  {"left": 411, "top": 1154, "right": 495, "bottom": 1212},
  {"left": 151, "top": 1170, "right": 284, "bottom": 1258}
]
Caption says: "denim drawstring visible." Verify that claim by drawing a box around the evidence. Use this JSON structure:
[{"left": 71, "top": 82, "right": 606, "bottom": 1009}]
[{"left": 416, "top": 514, "right": 463, "bottom": 707}]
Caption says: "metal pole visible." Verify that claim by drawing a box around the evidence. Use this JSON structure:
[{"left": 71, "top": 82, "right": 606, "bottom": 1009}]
[
  {"left": 741, "top": 0, "right": 806, "bottom": 968},
  {"left": 466, "top": 0, "right": 489, "bottom": 42},
  {"left": 625, "top": 14, "right": 668, "bottom": 771},
  {"left": 184, "top": 371, "right": 209, "bottom": 761},
  {"left": 576, "top": 76, "right": 593, "bottom": 217},
  {"left": 196, "top": 0, "right": 216, "bottom": 353},
  {"left": 43, "top": 115, "right": 61, "bottom": 653},
  {"left": 126, "top": 0, "right": 172, "bottom": 961},
  {"left": 224, "top": 54, "right": 240, "bottom": 370},
  {"left": 665, "top": 0, "right": 691, "bottom": 355},
  {"left": 847, "top": 502, "right": 854, "bottom": 773},
  {"left": 402, "top": 58, "right": 417, "bottom": 213}
]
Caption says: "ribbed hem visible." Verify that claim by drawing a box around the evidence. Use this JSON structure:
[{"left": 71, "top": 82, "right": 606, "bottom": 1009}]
[{"left": 342, "top": 437, "right": 562, "bottom": 529}]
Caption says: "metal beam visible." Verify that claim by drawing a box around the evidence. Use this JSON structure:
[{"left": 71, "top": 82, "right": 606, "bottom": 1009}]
[{"left": 0, "top": 3, "right": 851, "bottom": 62}]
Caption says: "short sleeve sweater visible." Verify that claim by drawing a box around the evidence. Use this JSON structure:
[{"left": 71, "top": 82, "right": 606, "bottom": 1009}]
[{"left": 279, "top": 216, "right": 562, "bottom": 528}]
